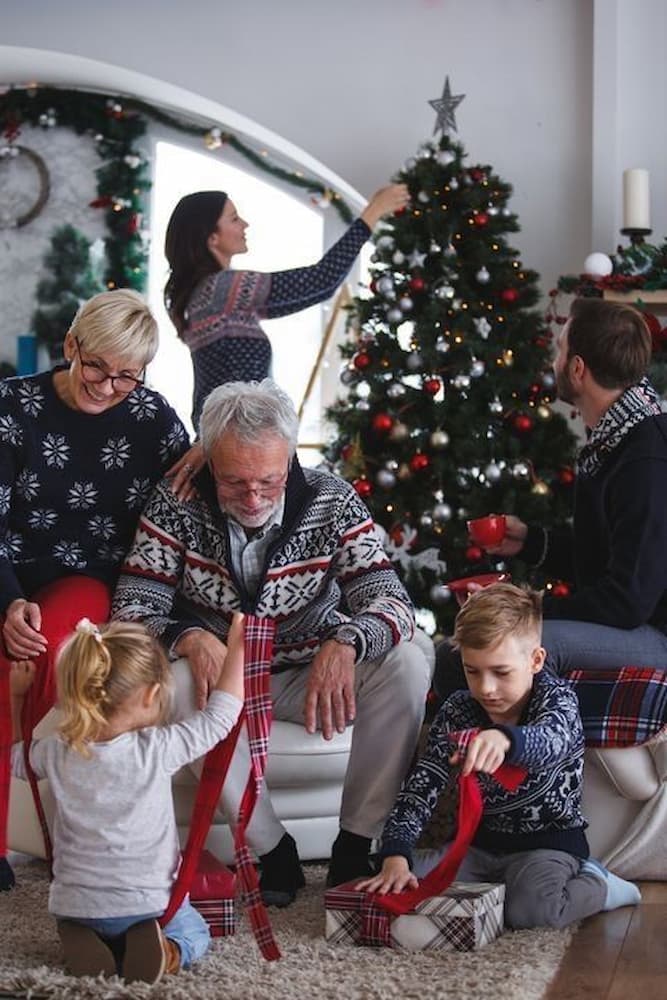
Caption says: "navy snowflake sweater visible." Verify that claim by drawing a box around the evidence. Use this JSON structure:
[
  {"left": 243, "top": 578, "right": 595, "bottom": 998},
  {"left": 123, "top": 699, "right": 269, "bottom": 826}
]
[
  {"left": 181, "top": 217, "right": 371, "bottom": 425},
  {"left": 380, "top": 670, "right": 590, "bottom": 865},
  {"left": 0, "top": 369, "right": 189, "bottom": 611}
]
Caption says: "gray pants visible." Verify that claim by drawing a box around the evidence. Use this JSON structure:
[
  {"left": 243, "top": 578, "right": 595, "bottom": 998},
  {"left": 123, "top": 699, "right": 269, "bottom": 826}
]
[
  {"left": 171, "top": 633, "right": 433, "bottom": 855},
  {"left": 413, "top": 845, "right": 606, "bottom": 930}
]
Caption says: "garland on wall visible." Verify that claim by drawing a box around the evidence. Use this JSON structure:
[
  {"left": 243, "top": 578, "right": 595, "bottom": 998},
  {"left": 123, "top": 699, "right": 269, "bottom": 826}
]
[{"left": 0, "top": 84, "right": 355, "bottom": 294}]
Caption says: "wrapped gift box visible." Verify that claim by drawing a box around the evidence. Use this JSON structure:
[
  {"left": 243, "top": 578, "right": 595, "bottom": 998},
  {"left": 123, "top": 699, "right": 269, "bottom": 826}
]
[
  {"left": 190, "top": 849, "right": 237, "bottom": 937},
  {"left": 325, "top": 880, "right": 505, "bottom": 952}
]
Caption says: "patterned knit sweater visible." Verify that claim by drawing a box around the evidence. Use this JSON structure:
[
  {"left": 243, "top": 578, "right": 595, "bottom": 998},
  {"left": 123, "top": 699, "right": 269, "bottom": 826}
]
[
  {"left": 182, "top": 217, "right": 371, "bottom": 425},
  {"left": 380, "top": 671, "right": 590, "bottom": 864},
  {"left": 0, "top": 370, "right": 189, "bottom": 611},
  {"left": 112, "top": 459, "right": 415, "bottom": 669}
]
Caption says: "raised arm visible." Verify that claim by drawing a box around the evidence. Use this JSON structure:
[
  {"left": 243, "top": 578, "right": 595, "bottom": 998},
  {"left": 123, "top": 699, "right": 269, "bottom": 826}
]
[{"left": 264, "top": 184, "right": 409, "bottom": 318}]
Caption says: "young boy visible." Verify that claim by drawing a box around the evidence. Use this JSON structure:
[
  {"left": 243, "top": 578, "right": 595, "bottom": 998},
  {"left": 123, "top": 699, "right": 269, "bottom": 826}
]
[{"left": 358, "top": 583, "right": 641, "bottom": 929}]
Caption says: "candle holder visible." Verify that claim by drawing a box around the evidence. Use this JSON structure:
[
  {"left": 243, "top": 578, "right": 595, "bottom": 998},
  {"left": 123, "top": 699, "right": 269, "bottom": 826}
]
[{"left": 621, "top": 227, "right": 652, "bottom": 246}]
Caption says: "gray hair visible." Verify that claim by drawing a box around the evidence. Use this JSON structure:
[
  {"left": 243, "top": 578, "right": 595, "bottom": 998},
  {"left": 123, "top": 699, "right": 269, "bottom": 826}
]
[
  {"left": 199, "top": 379, "right": 300, "bottom": 456},
  {"left": 69, "top": 289, "right": 159, "bottom": 367}
]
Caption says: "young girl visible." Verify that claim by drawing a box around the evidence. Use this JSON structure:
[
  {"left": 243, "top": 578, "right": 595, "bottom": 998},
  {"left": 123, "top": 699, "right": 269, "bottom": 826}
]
[{"left": 9, "top": 613, "right": 245, "bottom": 985}]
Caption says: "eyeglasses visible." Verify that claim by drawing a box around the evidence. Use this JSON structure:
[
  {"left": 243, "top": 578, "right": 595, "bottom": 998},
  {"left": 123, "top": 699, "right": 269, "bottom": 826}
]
[
  {"left": 212, "top": 465, "right": 290, "bottom": 499},
  {"left": 74, "top": 338, "right": 144, "bottom": 394}
]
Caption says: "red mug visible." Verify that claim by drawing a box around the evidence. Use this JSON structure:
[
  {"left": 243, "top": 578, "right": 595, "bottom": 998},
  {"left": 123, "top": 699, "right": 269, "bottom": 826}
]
[{"left": 467, "top": 514, "right": 507, "bottom": 548}]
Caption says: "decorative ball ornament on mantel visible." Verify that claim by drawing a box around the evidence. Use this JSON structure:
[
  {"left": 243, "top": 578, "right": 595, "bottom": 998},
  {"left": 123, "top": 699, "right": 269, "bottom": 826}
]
[{"left": 0, "top": 144, "right": 50, "bottom": 228}]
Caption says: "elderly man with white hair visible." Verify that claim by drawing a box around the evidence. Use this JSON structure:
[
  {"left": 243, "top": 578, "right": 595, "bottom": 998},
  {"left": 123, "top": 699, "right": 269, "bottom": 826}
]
[{"left": 112, "top": 378, "right": 432, "bottom": 906}]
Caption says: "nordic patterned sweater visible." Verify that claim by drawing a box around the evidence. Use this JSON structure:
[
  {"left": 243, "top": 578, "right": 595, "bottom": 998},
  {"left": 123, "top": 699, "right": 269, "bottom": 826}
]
[
  {"left": 181, "top": 217, "right": 371, "bottom": 426},
  {"left": 0, "top": 370, "right": 189, "bottom": 612},
  {"left": 112, "top": 458, "right": 415, "bottom": 669},
  {"left": 380, "top": 670, "right": 590, "bottom": 865}
]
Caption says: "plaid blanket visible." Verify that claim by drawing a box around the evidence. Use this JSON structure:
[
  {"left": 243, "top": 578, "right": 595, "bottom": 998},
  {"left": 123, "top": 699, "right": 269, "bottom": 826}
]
[{"left": 566, "top": 667, "right": 667, "bottom": 747}]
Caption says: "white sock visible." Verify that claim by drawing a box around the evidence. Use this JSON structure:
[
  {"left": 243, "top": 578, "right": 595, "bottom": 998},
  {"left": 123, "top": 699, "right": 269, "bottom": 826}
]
[{"left": 580, "top": 858, "right": 641, "bottom": 910}]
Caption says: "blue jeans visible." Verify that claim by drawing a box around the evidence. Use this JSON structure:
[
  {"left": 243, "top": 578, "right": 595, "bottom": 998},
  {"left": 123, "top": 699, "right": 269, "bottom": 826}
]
[
  {"left": 54, "top": 898, "right": 210, "bottom": 969},
  {"left": 434, "top": 619, "right": 667, "bottom": 703},
  {"left": 542, "top": 619, "right": 667, "bottom": 674}
]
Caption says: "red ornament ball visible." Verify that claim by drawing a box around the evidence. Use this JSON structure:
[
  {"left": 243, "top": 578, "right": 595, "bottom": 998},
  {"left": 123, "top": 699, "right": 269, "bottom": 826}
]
[
  {"left": 465, "top": 545, "right": 484, "bottom": 561},
  {"left": 372, "top": 412, "right": 393, "bottom": 433},
  {"left": 409, "top": 276, "right": 426, "bottom": 292},
  {"left": 340, "top": 443, "right": 354, "bottom": 461},
  {"left": 557, "top": 466, "right": 575, "bottom": 486},
  {"left": 409, "top": 453, "right": 430, "bottom": 473},
  {"left": 473, "top": 212, "right": 489, "bottom": 227},
  {"left": 469, "top": 168, "right": 485, "bottom": 182},
  {"left": 500, "top": 288, "right": 519, "bottom": 304},
  {"left": 423, "top": 378, "right": 442, "bottom": 396},
  {"left": 529, "top": 383, "right": 541, "bottom": 396},
  {"left": 353, "top": 352, "right": 371, "bottom": 370},
  {"left": 513, "top": 414, "right": 533, "bottom": 433},
  {"left": 352, "top": 478, "right": 373, "bottom": 498},
  {"left": 394, "top": 206, "right": 407, "bottom": 217},
  {"left": 551, "top": 581, "right": 571, "bottom": 598}
]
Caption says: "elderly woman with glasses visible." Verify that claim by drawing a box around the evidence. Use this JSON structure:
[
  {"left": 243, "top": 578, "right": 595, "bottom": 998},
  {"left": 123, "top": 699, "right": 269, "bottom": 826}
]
[{"left": 0, "top": 288, "right": 189, "bottom": 890}]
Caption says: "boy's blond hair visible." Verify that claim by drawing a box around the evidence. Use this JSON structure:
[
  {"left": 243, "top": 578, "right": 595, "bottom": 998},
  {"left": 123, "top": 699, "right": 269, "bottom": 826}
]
[{"left": 451, "top": 582, "right": 542, "bottom": 651}]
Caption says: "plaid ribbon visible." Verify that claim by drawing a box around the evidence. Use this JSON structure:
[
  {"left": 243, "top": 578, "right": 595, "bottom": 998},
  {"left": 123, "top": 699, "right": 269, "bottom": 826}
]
[
  {"left": 375, "top": 729, "right": 526, "bottom": 917},
  {"left": 160, "top": 615, "right": 280, "bottom": 961},
  {"left": 566, "top": 667, "right": 667, "bottom": 747}
]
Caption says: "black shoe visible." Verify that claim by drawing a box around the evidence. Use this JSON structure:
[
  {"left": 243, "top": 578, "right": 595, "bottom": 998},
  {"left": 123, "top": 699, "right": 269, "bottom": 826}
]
[
  {"left": 326, "top": 831, "right": 376, "bottom": 888},
  {"left": 0, "top": 858, "right": 15, "bottom": 891},
  {"left": 259, "top": 833, "right": 306, "bottom": 907}
]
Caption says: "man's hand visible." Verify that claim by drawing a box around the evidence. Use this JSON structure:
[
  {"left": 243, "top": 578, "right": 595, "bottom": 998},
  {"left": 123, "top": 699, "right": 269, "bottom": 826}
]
[
  {"left": 3, "top": 599, "right": 47, "bottom": 659},
  {"left": 483, "top": 514, "right": 528, "bottom": 557},
  {"left": 174, "top": 629, "right": 228, "bottom": 709},
  {"left": 304, "top": 639, "right": 356, "bottom": 740},
  {"left": 356, "top": 856, "right": 418, "bottom": 895},
  {"left": 454, "top": 729, "right": 511, "bottom": 776}
]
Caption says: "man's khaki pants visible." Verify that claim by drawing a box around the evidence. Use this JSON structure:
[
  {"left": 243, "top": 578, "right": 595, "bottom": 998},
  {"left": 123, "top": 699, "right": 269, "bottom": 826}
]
[{"left": 171, "top": 632, "right": 434, "bottom": 856}]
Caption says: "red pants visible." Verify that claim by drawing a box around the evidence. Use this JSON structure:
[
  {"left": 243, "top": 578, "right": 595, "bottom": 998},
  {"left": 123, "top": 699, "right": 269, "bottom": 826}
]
[{"left": 0, "top": 576, "right": 111, "bottom": 857}]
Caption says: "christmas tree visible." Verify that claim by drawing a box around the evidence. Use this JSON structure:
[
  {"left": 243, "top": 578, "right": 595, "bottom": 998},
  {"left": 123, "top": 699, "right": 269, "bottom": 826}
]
[
  {"left": 324, "top": 79, "right": 578, "bottom": 636},
  {"left": 32, "top": 224, "right": 102, "bottom": 362}
]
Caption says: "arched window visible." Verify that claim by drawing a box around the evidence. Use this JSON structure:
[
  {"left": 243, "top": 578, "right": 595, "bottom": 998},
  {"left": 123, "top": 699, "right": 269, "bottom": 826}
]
[{"left": 147, "top": 140, "right": 326, "bottom": 438}]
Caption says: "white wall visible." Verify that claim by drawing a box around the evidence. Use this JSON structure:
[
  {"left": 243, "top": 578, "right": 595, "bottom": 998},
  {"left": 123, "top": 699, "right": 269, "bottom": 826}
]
[{"left": 1, "top": 0, "right": 665, "bottom": 331}]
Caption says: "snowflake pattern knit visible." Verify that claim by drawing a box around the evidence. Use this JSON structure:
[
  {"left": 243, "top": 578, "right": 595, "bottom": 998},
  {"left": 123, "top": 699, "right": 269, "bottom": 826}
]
[{"left": 0, "top": 370, "right": 189, "bottom": 609}]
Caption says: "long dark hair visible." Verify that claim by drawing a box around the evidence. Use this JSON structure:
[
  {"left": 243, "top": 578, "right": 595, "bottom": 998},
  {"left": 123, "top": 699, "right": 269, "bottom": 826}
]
[{"left": 164, "top": 191, "right": 228, "bottom": 337}]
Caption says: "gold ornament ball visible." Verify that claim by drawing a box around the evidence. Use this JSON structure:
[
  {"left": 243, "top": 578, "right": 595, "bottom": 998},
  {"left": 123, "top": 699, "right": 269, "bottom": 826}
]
[
  {"left": 536, "top": 404, "right": 552, "bottom": 420},
  {"left": 397, "top": 463, "right": 412, "bottom": 481},
  {"left": 390, "top": 422, "right": 410, "bottom": 442},
  {"left": 532, "top": 480, "right": 551, "bottom": 496}
]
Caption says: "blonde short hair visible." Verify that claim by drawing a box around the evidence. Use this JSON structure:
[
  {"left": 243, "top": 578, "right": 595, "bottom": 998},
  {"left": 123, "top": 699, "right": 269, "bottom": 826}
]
[
  {"left": 69, "top": 289, "right": 159, "bottom": 367},
  {"left": 452, "top": 583, "right": 542, "bottom": 651}
]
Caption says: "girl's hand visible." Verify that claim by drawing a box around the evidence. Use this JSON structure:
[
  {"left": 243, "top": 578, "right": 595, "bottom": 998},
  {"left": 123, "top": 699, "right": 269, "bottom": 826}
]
[
  {"left": 3, "top": 599, "right": 47, "bottom": 659},
  {"left": 166, "top": 442, "right": 205, "bottom": 502},
  {"left": 361, "top": 184, "right": 410, "bottom": 229},
  {"left": 9, "top": 660, "right": 36, "bottom": 698},
  {"left": 218, "top": 613, "right": 245, "bottom": 703},
  {"left": 356, "top": 856, "right": 418, "bottom": 894}
]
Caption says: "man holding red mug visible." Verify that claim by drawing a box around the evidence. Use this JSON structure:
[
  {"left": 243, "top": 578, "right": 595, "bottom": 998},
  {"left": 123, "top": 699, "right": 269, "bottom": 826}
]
[{"left": 434, "top": 298, "right": 667, "bottom": 702}]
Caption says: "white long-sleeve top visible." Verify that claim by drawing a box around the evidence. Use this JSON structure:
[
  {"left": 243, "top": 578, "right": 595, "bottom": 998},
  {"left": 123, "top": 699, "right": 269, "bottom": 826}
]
[{"left": 11, "top": 690, "right": 242, "bottom": 918}]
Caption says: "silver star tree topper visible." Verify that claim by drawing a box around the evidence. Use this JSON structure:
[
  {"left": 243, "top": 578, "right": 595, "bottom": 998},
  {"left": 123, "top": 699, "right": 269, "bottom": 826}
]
[{"left": 429, "top": 76, "right": 465, "bottom": 135}]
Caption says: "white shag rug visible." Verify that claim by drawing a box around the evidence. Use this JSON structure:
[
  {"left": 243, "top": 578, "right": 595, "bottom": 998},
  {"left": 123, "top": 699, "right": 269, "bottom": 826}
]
[{"left": 0, "top": 860, "right": 572, "bottom": 1000}]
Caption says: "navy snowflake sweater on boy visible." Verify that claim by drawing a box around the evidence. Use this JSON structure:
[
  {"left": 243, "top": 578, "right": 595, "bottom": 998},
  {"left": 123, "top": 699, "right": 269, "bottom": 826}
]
[
  {"left": 0, "top": 370, "right": 189, "bottom": 611},
  {"left": 181, "top": 217, "right": 371, "bottom": 424},
  {"left": 380, "top": 670, "right": 590, "bottom": 865}
]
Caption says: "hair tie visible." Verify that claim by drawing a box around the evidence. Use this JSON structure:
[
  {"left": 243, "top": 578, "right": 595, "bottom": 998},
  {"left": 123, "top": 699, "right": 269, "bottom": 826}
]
[{"left": 75, "top": 617, "right": 103, "bottom": 643}]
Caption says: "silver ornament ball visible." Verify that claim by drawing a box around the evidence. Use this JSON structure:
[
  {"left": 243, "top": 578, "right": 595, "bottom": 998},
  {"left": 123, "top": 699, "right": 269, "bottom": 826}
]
[
  {"left": 430, "top": 429, "right": 450, "bottom": 449},
  {"left": 430, "top": 584, "right": 452, "bottom": 605}
]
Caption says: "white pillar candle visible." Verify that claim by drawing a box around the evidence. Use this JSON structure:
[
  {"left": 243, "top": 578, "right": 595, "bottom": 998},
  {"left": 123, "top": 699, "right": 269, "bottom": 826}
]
[{"left": 622, "top": 168, "right": 651, "bottom": 230}]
